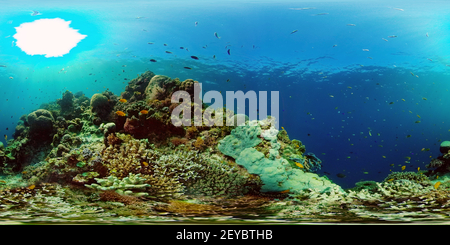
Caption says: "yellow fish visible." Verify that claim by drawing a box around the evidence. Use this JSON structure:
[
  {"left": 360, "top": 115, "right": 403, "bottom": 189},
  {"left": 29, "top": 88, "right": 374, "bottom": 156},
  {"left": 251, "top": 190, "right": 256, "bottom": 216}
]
[
  {"left": 417, "top": 167, "right": 420, "bottom": 171},
  {"left": 405, "top": 156, "right": 411, "bottom": 160},
  {"left": 280, "top": 189, "right": 290, "bottom": 194},
  {"left": 437, "top": 175, "right": 439, "bottom": 179},
  {"left": 401, "top": 166, "right": 406, "bottom": 171},
  {"left": 28, "top": 184, "right": 35, "bottom": 190},
  {"left": 417, "top": 115, "right": 421, "bottom": 118},
  {"left": 387, "top": 178, "right": 394, "bottom": 182},
  {"left": 281, "top": 127, "right": 285, "bottom": 130},
  {"left": 119, "top": 98, "right": 127, "bottom": 103},
  {"left": 423, "top": 97, "right": 427, "bottom": 100},
  {"left": 116, "top": 111, "right": 126, "bottom": 116},
  {"left": 401, "top": 98, "right": 405, "bottom": 101},
  {"left": 369, "top": 131, "right": 372, "bottom": 136},
  {"left": 295, "top": 162, "right": 304, "bottom": 168},
  {"left": 382, "top": 156, "right": 386, "bottom": 158},
  {"left": 140, "top": 110, "right": 149, "bottom": 114},
  {"left": 142, "top": 162, "right": 149, "bottom": 167},
  {"left": 4, "top": 135, "right": 6, "bottom": 141},
  {"left": 434, "top": 181, "right": 441, "bottom": 189}
]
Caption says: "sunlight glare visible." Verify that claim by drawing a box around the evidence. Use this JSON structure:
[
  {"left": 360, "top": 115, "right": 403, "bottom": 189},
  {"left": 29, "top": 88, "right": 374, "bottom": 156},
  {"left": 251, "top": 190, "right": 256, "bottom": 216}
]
[{"left": 13, "top": 18, "right": 87, "bottom": 58}]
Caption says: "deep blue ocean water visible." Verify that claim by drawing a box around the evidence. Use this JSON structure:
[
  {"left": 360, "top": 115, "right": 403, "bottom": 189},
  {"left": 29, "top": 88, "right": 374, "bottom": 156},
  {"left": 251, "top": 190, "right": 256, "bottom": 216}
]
[{"left": 1, "top": 0, "right": 450, "bottom": 189}]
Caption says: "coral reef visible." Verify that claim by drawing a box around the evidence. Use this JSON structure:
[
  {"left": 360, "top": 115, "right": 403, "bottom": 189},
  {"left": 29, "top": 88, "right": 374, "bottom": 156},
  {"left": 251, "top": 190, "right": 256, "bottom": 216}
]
[{"left": 5, "top": 69, "right": 450, "bottom": 223}]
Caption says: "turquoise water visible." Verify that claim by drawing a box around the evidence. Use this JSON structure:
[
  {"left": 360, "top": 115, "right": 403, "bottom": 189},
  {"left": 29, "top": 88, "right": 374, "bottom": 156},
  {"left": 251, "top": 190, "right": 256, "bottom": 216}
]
[{"left": 1, "top": 0, "right": 450, "bottom": 224}]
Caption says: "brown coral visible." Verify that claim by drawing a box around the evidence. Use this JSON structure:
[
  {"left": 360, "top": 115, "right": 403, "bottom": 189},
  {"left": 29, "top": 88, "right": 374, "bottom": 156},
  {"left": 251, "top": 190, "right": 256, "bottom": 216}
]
[{"left": 193, "top": 137, "right": 205, "bottom": 150}]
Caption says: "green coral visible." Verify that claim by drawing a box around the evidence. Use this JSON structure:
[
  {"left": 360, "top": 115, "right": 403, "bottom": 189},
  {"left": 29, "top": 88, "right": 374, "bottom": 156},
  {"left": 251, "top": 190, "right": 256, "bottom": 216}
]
[
  {"left": 86, "top": 173, "right": 151, "bottom": 197},
  {"left": 218, "top": 124, "right": 262, "bottom": 159},
  {"left": 236, "top": 148, "right": 339, "bottom": 193}
]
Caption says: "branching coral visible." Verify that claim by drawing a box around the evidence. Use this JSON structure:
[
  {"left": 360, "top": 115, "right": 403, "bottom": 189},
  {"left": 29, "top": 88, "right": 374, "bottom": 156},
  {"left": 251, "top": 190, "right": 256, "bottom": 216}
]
[{"left": 85, "top": 173, "right": 151, "bottom": 197}]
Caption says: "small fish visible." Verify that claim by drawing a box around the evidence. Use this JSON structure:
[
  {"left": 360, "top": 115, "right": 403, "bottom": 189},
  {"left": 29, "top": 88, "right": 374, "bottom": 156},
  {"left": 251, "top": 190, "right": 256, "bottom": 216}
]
[
  {"left": 421, "top": 148, "right": 430, "bottom": 152},
  {"left": 382, "top": 156, "right": 386, "bottom": 158},
  {"left": 28, "top": 184, "right": 35, "bottom": 190},
  {"left": 195, "top": 21, "right": 198, "bottom": 26},
  {"left": 387, "top": 178, "right": 394, "bottom": 182},
  {"left": 415, "top": 120, "right": 421, "bottom": 123},
  {"left": 227, "top": 49, "right": 231, "bottom": 55},
  {"left": 405, "top": 156, "right": 411, "bottom": 160},
  {"left": 119, "top": 99, "right": 127, "bottom": 103},
  {"left": 4, "top": 135, "right": 6, "bottom": 141},
  {"left": 136, "top": 16, "right": 145, "bottom": 19},
  {"left": 422, "top": 97, "right": 427, "bottom": 100},
  {"left": 295, "top": 162, "right": 304, "bottom": 168},
  {"left": 116, "top": 111, "right": 126, "bottom": 116},
  {"left": 148, "top": 42, "right": 154, "bottom": 44},
  {"left": 382, "top": 38, "right": 388, "bottom": 42},
  {"left": 389, "top": 102, "right": 394, "bottom": 105},
  {"left": 406, "top": 135, "right": 412, "bottom": 138},
  {"left": 315, "top": 13, "right": 329, "bottom": 15},
  {"left": 401, "top": 98, "right": 405, "bottom": 101},
  {"left": 290, "top": 30, "right": 298, "bottom": 34},
  {"left": 279, "top": 189, "right": 290, "bottom": 194},
  {"left": 150, "top": 59, "right": 157, "bottom": 62},
  {"left": 22, "top": 171, "right": 27, "bottom": 174},
  {"left": 163, "top": 43, "right": 168, "bottom": 46},
  {"left": 31, "top": 10, "right": 41, "bottom": 16},
  {"left": 369, "top": 131, "right": 372, "bottom": 136},
  {"left": 281, "top": 126, "right": 285, "bottom": 130},
  {"left": 184, "top": 67, "right": 192, "bottom": 69},
  {"left": 347, "top": 24, "right": 356, "bottom": 26},
  {"left": 434, "top": 181, "right": 441, "bottom": 189},
  {"left": 410, "top": 71, "right": 415, "bottom": 76},
  {"left": 165, "top": 51, "right": 172, "bottom": 54},
  {"left": 180, "top": 47, "right": 184, "bottom": 49},
  {"left": 333, "top": 44, "right": 338, "bottom": 47},
  {"left": 190, "top": 56, "right": 199, "bottom": 60},
  {"left": 401, "top": 166, "right": 406, "bottom": 170},
  {"left": 426, "top": 32, "right": 429, "bottom": 37},
  {"left": 417, "top": 167, "right": 420, "bottom": 171},
  {"left": 336, "top": 173, "right": 346, "bottom": 178},
  {"left": 142, "top": 162, "right": 149, "bottom": 167},
  {"left": 427, "top": 58, "right": 432, "bottom": 61},
  {"left": 214, "top": 32, "right": 220, "bottom": 39},
  {"left": 388, "top": 35, "right": 397, "bottom": 38},
  {"left": 213, "top": 55, "right": 216, "bottom": 59},
  {"left": 362, "top": 49, "right": 369, "bottom": 51},
  {"left": 140, "top": 110, "right": 149, "bottom": 114},
  {"left": 8, "top": 76, "right": 13, "bottom": 79},
  {"left": 0, "top": 65, "right": 6, "bottom": 67},
  {"left": 393, "top": 8, "right": 404, "bottom": 11}
]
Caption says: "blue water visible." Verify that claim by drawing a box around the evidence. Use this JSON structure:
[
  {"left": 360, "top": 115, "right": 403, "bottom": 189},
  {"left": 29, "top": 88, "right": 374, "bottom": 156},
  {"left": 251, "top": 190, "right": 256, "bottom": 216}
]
[{"left": 1, "top": 0, "right": 450, "bottom": 189}]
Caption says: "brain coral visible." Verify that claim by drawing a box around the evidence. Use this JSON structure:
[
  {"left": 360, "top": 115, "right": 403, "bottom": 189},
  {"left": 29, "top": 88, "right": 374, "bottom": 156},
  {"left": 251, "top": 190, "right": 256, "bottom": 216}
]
[
  {"left": 90, "top": 93, "right": 109, "bottom": 112},
  {"left": 27, "top": 109, "right": 54, "bottom": 134}
]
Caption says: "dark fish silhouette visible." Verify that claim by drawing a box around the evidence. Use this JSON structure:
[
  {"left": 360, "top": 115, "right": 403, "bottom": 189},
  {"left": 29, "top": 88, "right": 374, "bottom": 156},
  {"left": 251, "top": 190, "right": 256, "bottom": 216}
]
[
  {"left": 190, "top": 56, "right": 199, "bottom": 60},
  {"left": 227, "top": 49, "right": 230, "bottom": 55},
  {"left": 184, "top": 67, "right": 192, "bottom": 69},
  {"left": 150, "top": 59, "right": 157, "bottom": 62},
  {"left": 336, "top": 173, "right": 346, "bottom": 178}
]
